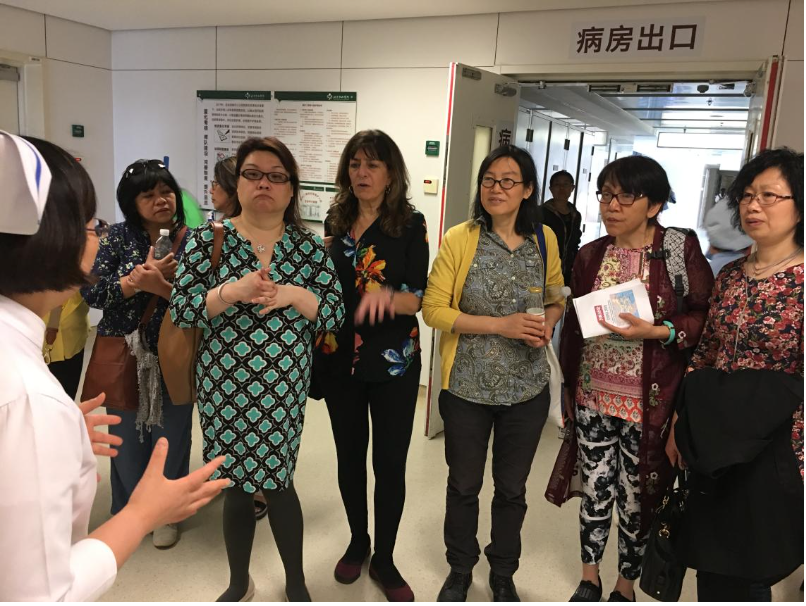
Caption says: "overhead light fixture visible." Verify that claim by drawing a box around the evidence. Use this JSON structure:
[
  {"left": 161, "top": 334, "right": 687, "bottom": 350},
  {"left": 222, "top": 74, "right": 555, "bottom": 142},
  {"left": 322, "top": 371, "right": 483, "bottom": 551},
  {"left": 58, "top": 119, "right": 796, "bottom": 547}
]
[
  {"left": 636, "top": 84, "right": 673, "bottom": 93},
  {"left": 588, "top": 84, "right": 622, "bottom": 93}
]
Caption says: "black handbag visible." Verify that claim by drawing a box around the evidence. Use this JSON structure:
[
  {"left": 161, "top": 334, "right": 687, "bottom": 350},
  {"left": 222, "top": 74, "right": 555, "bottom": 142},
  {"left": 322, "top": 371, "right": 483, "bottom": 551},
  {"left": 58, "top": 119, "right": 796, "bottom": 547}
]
[{"left": 639, "top": 469, "right": 688, "bottom": 602}]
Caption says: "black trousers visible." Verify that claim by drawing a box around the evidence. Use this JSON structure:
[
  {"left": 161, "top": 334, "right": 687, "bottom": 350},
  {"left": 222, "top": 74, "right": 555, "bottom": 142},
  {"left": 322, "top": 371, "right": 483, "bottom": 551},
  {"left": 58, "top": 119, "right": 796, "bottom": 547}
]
[
  {"left": 48, "top": 348, "right": 85, "bottom": 401},
  {"left": 440, "top": 387, "right": 550, "bottom": 577},
  {"left": 322, "top": 361, "right": 421, "bottom": 565},
  {"left": 696, "top": 571, "right": 772, "bottom": 602}
]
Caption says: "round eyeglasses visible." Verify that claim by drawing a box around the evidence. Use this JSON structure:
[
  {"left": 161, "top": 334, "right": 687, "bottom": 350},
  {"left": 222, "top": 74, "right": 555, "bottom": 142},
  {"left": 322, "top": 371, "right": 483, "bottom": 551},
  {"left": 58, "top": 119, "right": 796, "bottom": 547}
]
[{"left": 481, "top": 177, "right": 523, "bottom": 190}]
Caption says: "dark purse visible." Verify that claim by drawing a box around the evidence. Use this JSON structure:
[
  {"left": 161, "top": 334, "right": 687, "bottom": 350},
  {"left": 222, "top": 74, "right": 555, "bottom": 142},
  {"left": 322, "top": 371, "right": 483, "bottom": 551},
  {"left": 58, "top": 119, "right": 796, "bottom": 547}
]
[{"left": 639, "top": 468, "right": 688, "bottom": 602}]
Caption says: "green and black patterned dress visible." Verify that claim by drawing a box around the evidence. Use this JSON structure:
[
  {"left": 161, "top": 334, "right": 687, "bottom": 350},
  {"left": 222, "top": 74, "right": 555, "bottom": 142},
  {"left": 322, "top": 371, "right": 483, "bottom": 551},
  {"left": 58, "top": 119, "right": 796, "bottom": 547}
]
[{"left": 170, "top": 220, "right": 344, "bottom": 492}]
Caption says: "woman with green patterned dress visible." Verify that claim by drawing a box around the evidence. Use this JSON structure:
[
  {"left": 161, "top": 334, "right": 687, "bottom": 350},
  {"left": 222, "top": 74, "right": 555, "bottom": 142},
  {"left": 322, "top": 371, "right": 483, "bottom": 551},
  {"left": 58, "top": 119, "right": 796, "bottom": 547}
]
[{"left": 170, "top": 137, "right": 344, "bottom": 602}]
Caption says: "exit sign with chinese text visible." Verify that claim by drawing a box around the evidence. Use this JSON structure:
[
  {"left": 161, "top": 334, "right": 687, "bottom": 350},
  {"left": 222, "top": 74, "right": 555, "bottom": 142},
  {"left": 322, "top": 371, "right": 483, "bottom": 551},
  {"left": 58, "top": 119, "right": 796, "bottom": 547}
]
[{"left": 570, "top": 18, "right": 704, "bottom": 60}]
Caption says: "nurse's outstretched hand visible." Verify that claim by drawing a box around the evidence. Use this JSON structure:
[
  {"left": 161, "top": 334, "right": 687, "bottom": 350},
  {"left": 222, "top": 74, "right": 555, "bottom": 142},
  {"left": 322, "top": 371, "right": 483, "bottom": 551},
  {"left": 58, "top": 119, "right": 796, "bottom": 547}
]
[
  {"left": 79, "top": 392, "right": 123, "bottom": 458},
  {"left": 127, "top": 438, "right": 229, "bottom": 530}
]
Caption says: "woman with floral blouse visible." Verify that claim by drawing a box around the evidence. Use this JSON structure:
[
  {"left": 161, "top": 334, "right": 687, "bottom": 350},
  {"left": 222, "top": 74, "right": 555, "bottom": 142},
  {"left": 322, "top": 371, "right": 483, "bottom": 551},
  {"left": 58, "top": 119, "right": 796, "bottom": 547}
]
[
  {"left": 82, "top": 159, "right": 192, "bottom": 550},
  {"left": 170, "top": 137, "right": 344, "bottom": 602},
  {"left": 546, "top": 155, "right": 713, "bottom": 603},
  {"left": 312, "top": 130, "right": 429, "bottom": 602},
  {"left": 668, "top": 148, "right": 803, "bottom": 602}
]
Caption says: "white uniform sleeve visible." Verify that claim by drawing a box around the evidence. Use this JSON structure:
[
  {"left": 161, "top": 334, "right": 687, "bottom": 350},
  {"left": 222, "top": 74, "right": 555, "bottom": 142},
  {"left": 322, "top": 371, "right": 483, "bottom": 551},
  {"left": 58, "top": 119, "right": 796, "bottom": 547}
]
[{"left": 0, "top": 394, "right": 117, "bottom": 601}]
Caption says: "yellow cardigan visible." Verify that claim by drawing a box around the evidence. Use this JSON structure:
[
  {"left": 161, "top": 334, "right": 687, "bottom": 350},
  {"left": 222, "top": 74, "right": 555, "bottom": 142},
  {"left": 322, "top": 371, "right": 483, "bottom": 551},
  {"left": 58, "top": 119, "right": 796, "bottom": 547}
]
[
  {"left": 422, "top": 220, "right": 565, "bottom": 389},
  {"left": 41, "top": 292, "right": 90, "bottom": 362}
]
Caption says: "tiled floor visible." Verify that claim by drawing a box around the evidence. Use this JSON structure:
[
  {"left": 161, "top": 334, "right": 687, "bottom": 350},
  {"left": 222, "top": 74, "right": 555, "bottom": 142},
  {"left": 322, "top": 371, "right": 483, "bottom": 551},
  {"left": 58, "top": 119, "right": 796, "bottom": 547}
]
[{"left": 87, "top": 386, "right": 803, "bottom": 602}]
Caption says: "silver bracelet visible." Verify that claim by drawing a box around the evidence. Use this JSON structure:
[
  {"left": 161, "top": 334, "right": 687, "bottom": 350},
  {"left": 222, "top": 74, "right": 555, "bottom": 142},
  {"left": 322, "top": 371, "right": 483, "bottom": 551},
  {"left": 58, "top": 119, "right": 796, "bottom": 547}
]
[{"left": 217, "top": 282, "right": 235, "bottom": 305}]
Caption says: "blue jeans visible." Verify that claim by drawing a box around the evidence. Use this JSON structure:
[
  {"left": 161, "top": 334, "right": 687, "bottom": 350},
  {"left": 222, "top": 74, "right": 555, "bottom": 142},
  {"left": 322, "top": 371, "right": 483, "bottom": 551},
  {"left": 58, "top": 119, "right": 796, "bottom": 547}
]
[{"left": 107, "top": 389, "right": 193, "bottom": 514}]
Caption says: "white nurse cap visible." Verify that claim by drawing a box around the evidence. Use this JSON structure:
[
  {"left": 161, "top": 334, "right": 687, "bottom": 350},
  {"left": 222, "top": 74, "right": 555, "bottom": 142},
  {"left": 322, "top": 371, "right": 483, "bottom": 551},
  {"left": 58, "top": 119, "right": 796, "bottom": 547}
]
[{"left": 0, "top": 130, "right": 52, "bottom": 235}]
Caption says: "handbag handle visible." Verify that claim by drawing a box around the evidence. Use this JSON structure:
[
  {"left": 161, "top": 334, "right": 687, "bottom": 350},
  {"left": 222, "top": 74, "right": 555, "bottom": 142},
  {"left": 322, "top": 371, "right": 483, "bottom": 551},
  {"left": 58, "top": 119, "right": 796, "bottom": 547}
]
[{"left": 138, "top": 225, "right": 190, "bottom": 331}]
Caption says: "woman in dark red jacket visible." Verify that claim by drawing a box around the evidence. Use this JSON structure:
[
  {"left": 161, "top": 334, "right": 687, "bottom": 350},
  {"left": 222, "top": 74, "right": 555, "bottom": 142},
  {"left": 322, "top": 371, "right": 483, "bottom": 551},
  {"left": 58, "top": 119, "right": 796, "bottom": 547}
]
[{"left": 546, "top": 155, "right": 713, "bottom": 602}]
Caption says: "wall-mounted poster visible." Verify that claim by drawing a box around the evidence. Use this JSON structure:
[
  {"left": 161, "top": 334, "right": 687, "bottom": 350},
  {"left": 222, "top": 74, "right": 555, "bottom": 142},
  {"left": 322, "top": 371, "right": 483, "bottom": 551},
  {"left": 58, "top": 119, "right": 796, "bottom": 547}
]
[{"left": 197, "top": 90, "right": 357, "bottom": 221}]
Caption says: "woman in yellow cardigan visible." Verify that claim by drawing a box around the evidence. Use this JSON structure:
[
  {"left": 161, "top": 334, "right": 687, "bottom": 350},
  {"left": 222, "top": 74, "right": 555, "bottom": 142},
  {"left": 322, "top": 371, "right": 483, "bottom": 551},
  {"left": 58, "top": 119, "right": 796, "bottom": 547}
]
[
  {"left": 423, "top": 145, "right": 564, "bottom": 602},
  {"left": 42, "top": 291, "right": 91, "bottom": 400}
]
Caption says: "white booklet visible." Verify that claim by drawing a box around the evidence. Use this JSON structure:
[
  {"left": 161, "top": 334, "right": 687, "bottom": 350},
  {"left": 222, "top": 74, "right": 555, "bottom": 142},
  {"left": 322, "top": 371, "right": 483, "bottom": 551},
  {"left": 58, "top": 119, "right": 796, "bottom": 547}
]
[{"left": 572, "top": 278, "right": 654, "bottom": 339}]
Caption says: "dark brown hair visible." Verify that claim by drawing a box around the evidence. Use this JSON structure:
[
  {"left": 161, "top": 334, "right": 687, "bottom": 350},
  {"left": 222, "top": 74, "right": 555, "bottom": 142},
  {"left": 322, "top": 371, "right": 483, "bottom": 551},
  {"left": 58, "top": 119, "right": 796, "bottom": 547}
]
[
  {"left": 0, "top": 137, "right": 97, "bottom": 295},
  {"left": 328, "top": 130, "right": 414, "bottom": 238},
  {"left": 234, "top": 137, "right": 302, "bottom": 227},
  {"left": 214, "top": 156, "right": 238, "bottom": 217},
  {"left": 726, "top": 147, "right": 803, "bottom": 245}
]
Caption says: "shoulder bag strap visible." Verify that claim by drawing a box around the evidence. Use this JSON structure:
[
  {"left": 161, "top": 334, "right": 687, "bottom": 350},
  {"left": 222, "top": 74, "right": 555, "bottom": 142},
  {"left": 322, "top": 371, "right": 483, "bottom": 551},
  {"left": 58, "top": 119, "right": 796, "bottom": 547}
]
[{"left": 534, "top": 223, "right": 548, "bottom": 289}]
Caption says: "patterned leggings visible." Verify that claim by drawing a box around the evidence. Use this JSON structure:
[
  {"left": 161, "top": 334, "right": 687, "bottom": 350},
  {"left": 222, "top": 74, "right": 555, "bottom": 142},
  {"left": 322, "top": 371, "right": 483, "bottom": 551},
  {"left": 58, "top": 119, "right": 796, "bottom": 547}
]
[{"left": 576, "top": 405, "right": 646, "bottom": 580}]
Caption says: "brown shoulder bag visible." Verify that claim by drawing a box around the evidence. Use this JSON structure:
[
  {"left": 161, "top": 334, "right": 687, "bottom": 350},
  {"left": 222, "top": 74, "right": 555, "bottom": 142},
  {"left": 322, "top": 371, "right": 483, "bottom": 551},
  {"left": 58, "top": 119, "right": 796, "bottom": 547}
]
[{"left": 159, "top": 221, "right": 224, "bottom": 406}]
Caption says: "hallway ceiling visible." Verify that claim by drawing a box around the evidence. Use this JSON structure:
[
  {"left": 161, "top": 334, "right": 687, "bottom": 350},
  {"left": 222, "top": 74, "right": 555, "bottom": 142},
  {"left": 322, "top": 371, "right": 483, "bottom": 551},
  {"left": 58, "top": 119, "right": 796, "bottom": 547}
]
[
  {"left": 3, "top": 0, "right": 735, "bottom": 31},
  {"left": 520, "top": 81, "right": 751, "bottom": 139}
]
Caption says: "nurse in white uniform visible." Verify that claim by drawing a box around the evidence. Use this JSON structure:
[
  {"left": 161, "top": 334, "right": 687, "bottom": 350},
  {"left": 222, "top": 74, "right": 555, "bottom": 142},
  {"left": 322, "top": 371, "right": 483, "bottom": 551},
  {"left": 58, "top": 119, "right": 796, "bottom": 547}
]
[{"left": 0, "top": 132, "right": 229, "bottom": 601}]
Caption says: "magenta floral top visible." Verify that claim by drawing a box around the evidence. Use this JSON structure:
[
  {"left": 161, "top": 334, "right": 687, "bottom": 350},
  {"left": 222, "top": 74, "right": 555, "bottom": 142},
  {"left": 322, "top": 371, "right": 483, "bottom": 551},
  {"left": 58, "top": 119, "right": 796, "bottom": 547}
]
[{"left": 689, "top": 260, "right": 804, "bottom": 478}]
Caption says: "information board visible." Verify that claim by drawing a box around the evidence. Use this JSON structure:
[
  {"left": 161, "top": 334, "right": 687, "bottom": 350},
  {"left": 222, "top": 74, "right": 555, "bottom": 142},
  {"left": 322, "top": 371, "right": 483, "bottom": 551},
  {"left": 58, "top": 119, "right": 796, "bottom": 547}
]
[{"left": 197, "top": 90, "right": 357, "bottom": 221}]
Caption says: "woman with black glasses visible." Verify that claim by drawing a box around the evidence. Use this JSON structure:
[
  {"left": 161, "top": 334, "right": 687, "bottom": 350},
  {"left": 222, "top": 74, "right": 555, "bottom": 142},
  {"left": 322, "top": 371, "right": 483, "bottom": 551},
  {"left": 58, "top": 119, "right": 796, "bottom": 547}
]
[
  {"left": 171, "top": 137, "right": 343, "bottom": 602},
  {"left": 546, "top": 155, "right": 713, "bottom": 602},
  {"left": 82, "top": 159, "right": 192, "bottom": 550},
  {"left": 423, "top": 145, "right": 564, "bottom": 602}
]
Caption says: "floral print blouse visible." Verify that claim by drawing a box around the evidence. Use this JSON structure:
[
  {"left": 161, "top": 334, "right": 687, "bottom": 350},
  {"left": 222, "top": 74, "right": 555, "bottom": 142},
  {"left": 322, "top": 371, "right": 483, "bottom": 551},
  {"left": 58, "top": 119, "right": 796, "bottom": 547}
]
[
  {"left": 314, "top": 211, "right": 429, "bottom": 382},
  {"left": 577, "top": 244, "right": 652, "bottom": 424},
  {"left": 689, "top": 260, "right": 804, "bottom": 478},
  {"left": 82, "top": 221, "right": 190, "bottom": 351}
]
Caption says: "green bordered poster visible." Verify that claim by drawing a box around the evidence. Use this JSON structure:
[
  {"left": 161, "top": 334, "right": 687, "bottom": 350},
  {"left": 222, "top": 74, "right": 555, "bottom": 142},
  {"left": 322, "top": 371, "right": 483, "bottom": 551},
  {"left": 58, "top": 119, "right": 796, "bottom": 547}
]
[{"left": 197, "top": 90, "right": 357, "bottom": 221}]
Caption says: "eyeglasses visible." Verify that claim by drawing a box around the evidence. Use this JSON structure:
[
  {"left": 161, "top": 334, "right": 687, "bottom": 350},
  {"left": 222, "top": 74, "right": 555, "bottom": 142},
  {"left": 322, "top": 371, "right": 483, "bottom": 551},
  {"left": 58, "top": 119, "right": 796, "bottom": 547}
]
[
  {"left": 739, "top": 191, "right": 795, "bottom": 206},
  {"left": 596, "top": 191, "right": 644, "bottom": 206},
  {"left": 210, "top": 180, "right": 219, "bottom": 189},
  {"left": 86, "top": 218, "right": 110, "bottom": 238},
  {"left": 123, "top": 159, "right": 165, "bottom": 179},
  {"left": 240, "top": 169, "right": 290, "bottom": 184},
  {"left": 481, "top": 177, "right": 524, "bottom": 190}
]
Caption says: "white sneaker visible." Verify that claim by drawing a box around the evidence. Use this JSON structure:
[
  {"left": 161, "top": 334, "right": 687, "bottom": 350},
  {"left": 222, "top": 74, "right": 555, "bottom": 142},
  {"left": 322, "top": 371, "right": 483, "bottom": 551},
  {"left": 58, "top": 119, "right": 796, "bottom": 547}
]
[{"left": 152, "top": 523, "right": 179, "bottom": 549}]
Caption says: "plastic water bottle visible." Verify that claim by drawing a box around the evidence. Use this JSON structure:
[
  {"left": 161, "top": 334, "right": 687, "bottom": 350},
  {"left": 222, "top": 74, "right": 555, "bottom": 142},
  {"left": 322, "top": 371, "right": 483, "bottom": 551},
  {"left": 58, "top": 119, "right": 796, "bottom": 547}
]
[{"left": 154, "top": 229, "right": 172, "bottom": 260}]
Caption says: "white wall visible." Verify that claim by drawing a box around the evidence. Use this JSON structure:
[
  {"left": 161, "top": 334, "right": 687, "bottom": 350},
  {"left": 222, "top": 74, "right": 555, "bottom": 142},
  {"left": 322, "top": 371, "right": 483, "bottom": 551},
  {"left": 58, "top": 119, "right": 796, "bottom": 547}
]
[
  {"left": 0, "top": 6, "right": 115, "bottom": 221},
  {"left": 772, "top": 0, "right": 803, "bottom": 151}
]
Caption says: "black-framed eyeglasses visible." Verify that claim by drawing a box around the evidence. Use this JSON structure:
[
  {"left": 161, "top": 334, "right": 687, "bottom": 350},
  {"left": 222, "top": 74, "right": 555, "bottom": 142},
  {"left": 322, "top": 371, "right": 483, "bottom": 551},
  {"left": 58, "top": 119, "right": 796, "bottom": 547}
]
[
  {"left": 596, "top": 191, "right": 644, "bottom": 206},
  {"left": 240, "top": 169, "right": 290, "bottom": 184},
  {"left": 210, "top": 180, "right": 219, "bottom": 189},
  {"left": 86, "top": 218, "right": 110, "bottom": 238},
  {"left": 739, "top": 191, "right": 795, "bottom": 206},
  {"left": 481, "top": 177, "right": 523, "bottom": 190},
  {"left": 123, "top": 159, "right": 166, "bottom": 179}
]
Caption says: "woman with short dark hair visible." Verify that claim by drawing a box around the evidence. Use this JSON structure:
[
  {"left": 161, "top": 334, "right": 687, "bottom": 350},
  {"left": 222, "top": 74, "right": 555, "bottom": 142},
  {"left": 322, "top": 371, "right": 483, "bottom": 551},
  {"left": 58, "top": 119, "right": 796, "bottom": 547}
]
[
  {"left": 0, "top": 133, "right": 227, "bottom": 601},
  {"left": 171, "top": 136, "right": 344, "bottom": 602},
  {"left": 423, "top": 145, "right": 564, "bottom": 602},
  {"left": 312, "top": 129, "right": 429, "bottom": 601},
  {"left": 669, "top": 148, "right": 804, "bottom": 602},
  {"left": 82, "top": 159, "right": 192, "bottom": 550},
  {"left": 547, "top": 155, "right": 713, "bottom": 602}
]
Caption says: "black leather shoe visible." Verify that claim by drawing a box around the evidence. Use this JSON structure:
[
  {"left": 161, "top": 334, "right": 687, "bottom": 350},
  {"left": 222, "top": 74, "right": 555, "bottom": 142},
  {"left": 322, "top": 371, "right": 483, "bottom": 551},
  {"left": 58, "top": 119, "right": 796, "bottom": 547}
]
[
  {"left": 437, "top": 571, "right": 473, "bottom": 602},
  {"left": 607, "top": 590, "right": 635, "bottom": 602},
  {"left": 489, "top": 572, "right": 520, "bottom": 602},
  {"left": 569, "top": 577, "right": 602, "bottom": 602}
]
